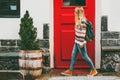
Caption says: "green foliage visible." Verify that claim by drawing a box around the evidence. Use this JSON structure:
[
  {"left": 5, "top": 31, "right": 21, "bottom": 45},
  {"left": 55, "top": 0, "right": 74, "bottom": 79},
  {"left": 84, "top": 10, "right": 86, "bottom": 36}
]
[{"left": 19, "top": 10, "right": 40, "bottom": 50}]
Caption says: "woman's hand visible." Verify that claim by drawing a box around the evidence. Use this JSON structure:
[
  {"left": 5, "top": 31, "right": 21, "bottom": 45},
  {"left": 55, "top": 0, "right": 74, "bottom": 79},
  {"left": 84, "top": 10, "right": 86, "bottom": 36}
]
[
  {"left": 80, "top": 45, "right": 83, "bottom": 48},
  {"left": 80, "top": 23, "right": 86, "bottom": 27}
]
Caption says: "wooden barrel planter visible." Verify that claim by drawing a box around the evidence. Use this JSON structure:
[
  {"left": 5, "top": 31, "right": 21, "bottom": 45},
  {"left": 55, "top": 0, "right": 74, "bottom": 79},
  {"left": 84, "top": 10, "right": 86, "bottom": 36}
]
[{"left": 19, "top": 50, "right": 43, "bottom": 78}]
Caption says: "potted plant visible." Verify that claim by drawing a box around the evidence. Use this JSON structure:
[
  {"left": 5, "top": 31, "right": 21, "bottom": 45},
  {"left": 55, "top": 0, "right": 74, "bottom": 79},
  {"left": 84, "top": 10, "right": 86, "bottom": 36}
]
[{"left": 18, "top": 10, "right": 43, "bottom": 79}]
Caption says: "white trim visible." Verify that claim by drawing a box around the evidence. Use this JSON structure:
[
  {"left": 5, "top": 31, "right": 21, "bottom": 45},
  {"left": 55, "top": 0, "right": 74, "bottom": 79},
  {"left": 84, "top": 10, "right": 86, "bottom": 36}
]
[
  {"left": 95, "top": 0, "right": 101, "bottom": 69},
  {"left": 50, "top": 0, "right": 54, "bottom": 68}
]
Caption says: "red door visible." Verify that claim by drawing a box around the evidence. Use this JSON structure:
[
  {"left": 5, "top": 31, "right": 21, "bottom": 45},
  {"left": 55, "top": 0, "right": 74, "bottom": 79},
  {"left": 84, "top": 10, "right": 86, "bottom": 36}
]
[{"left": 54, "top": 0, "right": 95, "bottom": 68}]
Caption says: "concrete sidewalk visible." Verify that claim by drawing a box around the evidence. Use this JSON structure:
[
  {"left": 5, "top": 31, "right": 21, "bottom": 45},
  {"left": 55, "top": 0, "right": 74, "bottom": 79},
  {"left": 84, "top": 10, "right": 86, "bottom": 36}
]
[
  {"left": 49, "top": 76, "right": 120, "bottom": 80},
  {"left": 36, "top": 69, "right": 120, "bottom": 80},
  {"left": 0, "top": 70, "right": 120, "bottom": 80}
]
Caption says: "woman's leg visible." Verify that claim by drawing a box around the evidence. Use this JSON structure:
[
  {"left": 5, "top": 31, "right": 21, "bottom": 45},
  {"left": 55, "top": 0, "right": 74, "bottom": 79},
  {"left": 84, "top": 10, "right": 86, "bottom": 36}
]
[
  {"left": 61, "top": 43, "right": 78, "bottom": 75},
  {"left": 77, "top": 44, "right": 94, "bottom": 70},
  {"left": 69, "top": 43, "right": 78, "bottom": 70}
]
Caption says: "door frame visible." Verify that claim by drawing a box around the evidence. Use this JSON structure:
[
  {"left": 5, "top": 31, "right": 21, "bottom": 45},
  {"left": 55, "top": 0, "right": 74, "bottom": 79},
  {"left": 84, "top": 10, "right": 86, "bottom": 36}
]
[
  {"left": 49, "top": 0, "right": 101, "bottom": 69},
  {"left": 95, "top": 0, "right": 101, "bottom": 69}
]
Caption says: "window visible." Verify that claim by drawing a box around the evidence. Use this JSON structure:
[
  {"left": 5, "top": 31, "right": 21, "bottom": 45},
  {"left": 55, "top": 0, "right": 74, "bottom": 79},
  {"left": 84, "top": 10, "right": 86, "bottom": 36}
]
[
  {"left": 0, "top": 0, "right": 20, "bottom": 18},
  {"left": 63, "top": 0, "right": 86, "bottom": 6}
]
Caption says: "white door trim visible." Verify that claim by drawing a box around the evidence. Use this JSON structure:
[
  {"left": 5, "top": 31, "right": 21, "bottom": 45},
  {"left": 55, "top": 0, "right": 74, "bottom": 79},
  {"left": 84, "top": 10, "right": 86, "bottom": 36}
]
[
  {"left": 95, "top": 0, "right": 101, "bottom": 69},
  {"left": 50, "top": 0, "right": 54, "bottom": 68}
]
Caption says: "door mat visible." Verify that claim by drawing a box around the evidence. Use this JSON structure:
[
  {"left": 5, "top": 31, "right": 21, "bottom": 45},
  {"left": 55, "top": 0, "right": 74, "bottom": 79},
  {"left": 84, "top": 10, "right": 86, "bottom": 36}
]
[
  {"left": 49, "top": 76, "right": 120, "bottom": 80},
  {"left": 50, "top": 69, "right": 89, "bottom": 75}
]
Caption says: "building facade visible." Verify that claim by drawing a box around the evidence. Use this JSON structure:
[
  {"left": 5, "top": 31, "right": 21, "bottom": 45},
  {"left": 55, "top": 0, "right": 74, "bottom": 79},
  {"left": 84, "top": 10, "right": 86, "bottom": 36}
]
[{"left": 0, "top": 0, "right": 120, "bottom": 72}]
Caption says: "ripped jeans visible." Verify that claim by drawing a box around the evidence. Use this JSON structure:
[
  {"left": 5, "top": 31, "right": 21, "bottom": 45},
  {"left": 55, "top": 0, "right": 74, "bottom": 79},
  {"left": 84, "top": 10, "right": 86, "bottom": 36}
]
[{"left": 69, "top": 43, "right": 94, "bottom": 70}]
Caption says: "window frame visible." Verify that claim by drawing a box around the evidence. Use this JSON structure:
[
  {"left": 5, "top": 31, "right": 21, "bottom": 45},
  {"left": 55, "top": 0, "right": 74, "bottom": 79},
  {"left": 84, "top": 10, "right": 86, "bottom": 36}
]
[
  {"left": 0, "top": 0, "right": 20, "bottom": 18},
  {"left": 62, "top": 0, "right": 87, "bottom": 7}
]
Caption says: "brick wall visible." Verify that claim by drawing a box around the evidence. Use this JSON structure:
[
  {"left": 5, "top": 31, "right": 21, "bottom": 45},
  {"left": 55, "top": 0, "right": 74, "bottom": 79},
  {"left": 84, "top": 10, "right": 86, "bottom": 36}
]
[{"left": 101, "top": 16, "right": 120, "bottom": 72}]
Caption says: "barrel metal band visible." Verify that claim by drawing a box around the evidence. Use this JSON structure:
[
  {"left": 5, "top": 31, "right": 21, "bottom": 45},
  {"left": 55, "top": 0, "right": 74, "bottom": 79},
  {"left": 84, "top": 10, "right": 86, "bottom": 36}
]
[
  {"left": 19, "top": 57, "right": 42, "bottom": 60},
  {"left": 20, "top": 67, "right": 42, "bottom": 70}
]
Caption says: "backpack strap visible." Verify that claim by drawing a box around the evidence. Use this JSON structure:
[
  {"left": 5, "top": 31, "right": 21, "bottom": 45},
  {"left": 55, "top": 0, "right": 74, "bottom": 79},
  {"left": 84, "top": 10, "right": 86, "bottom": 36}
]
[{"left": 85, "top": 21, "right": 94, "bottom": 42}]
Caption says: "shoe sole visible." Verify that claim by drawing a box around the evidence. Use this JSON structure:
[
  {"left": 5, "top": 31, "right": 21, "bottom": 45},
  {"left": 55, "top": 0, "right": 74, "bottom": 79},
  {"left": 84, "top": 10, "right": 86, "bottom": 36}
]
[
  {"left": 88, "top": 72, "right": 98, "bottom": 76},
  {"left": 61, "top": 72, "right": 72, "bottom": 76}
]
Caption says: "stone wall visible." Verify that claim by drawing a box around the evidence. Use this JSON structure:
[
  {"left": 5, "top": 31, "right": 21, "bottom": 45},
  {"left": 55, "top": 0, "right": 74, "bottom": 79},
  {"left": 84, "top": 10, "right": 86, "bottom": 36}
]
[
  {"left": 1, "top": 17, "right": 120, "bottom": 73},
  {"left": 0, "top": 52, "right": 19, "bottom": 70},
  {"left": 0, "top": 24, "right": 50, "bottom": 73},
  {"left": 101, "top": 16, "right": 120, "bottom": 72}
]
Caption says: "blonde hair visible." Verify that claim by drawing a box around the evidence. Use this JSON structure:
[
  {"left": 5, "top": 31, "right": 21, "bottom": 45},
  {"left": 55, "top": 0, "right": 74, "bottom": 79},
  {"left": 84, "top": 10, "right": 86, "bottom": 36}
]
[{"left": 74, "top": 7, "right": 86, "bottom": 22}]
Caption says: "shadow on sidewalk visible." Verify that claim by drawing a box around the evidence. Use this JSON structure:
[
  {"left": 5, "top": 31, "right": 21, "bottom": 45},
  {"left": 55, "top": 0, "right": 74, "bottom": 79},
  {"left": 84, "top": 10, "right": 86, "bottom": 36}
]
[{"left": 0, "top": 72, "right": 23, "bottom": 80}]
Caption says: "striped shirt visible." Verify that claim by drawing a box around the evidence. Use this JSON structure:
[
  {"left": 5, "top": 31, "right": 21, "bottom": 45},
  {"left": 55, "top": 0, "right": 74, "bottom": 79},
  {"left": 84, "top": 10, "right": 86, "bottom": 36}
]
[{"left": 75, "top": 20, "right": 87, "bottom": 45}]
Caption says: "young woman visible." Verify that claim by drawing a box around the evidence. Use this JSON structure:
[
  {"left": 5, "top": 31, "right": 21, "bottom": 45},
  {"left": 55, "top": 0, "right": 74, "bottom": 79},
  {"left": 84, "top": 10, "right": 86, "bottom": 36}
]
[{"left": 61, "top": 7, "right": 98, "bottom": 76}]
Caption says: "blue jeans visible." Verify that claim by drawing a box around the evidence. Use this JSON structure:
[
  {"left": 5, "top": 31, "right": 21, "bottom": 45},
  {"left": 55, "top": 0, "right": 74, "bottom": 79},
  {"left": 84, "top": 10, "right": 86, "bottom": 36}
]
[{"left": 69, "top": 43, "right": 94, "bottom": 70}]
